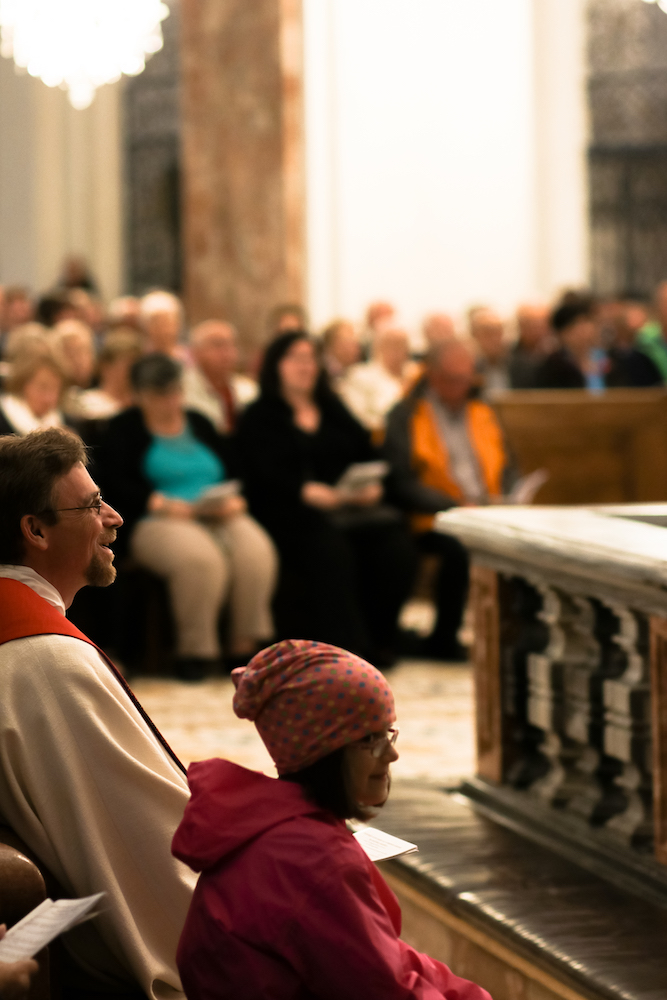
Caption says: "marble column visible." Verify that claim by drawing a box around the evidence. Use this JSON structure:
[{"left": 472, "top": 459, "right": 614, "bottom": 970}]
[{"left": 180, "top": 0, "right": 305, "bottom": 345}]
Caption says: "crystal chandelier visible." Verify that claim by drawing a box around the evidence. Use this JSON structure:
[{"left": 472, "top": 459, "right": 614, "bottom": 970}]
[{"left": 0, "top": 0, "right": 169, "bottom": 110}]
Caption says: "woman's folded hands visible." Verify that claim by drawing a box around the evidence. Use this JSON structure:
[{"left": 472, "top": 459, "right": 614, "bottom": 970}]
[
  {"left": 148, "top": 491, "right": 247, "bottom": 521},
  {"left": 301, "top": 481, "right": 383, "bottom": 510}
]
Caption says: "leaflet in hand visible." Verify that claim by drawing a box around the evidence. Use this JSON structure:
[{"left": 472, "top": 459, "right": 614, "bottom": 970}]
[
  {"left": 0, "top": 893, "right": 105, "bottom": 962},
  {"left": 336, "top": 461, "right": 389, "bottom": 493},
  {"left": 504, "top": 468, "right": 549, "bottom": 505},
  {"left": 353, "top": 826, "right": 418, "bottom": 863}
]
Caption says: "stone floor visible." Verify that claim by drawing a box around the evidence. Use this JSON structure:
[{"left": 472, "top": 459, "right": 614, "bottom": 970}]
[{"left": 133, "top": 659, "right": 476, "bottom": 785}]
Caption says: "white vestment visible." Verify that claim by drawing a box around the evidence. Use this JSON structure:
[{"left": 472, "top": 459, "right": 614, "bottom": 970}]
[{"left": 0, "top": 567, "right": 196, "bottom": 999}]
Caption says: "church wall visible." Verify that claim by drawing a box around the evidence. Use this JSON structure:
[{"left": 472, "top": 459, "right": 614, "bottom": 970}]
[
  {"left": 0, "top": 57, "right": 37, "bottom": 290},
  {"left": 0, "top": 1, "right": 589, "bottom": 321},
  {"left": 0, "top": 61, "right": 123, "bottom": 301},
  {"left": 532, "top": 0, "right": 590, "bottom": 301},
  {"left": 304, "top": 0, "right": 589, "bottom": 332}
]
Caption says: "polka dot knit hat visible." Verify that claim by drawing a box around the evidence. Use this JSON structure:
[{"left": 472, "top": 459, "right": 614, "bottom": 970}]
[{"left": 232, "top": 639, "right": 395, "bottom": 774}]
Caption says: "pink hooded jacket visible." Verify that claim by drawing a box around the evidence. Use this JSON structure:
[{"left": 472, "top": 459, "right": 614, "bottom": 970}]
[{"left": 172, "top": 758, "right": 493, "bottom": 1000}]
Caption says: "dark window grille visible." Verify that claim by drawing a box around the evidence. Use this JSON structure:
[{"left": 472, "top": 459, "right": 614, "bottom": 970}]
[
  {"left": 588, "top": 0, "right": 667, "bottom": 298},
  {"left": 589, "top": 145, "right": 667, "bottom": 299},
  {"left": 123, "top": 0, "right": 182, "bottom": 295}
]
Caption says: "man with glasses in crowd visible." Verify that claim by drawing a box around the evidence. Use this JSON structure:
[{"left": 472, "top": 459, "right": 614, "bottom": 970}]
[{"left": 0, "top": 427, "right": 195, "bottom": 1000}]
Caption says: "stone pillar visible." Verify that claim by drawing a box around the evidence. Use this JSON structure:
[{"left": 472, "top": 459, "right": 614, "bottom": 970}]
[{"left": 180, "top": 0, "right": 305, "bottom": 346}]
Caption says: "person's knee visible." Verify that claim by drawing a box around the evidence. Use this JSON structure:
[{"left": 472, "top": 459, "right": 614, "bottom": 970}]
[
  {"left": 155, "top": 529, "right": 228, "bottom": 592},
  {"left": 255, "top": 528, "right": 278, "bottom": 574},
  {"left": 221, "top": 517, "right": 278, "bottom": 577},
  {"left": 183, "top": 546, "right": 228, "bottom": 588}
]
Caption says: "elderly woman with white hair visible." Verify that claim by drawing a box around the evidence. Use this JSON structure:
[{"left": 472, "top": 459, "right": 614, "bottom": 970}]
[
  {"left": 78, "top": 328, "right": 143, "bottom": 420},
  {"left": 51, "top": 317, "right": 98, "bottom": 420},
  {"left": 338, "top": 326, "right": 418, "bottom": 435},
  {"left": 52, "top": 318, "right": 96, "bottom": 387},
  {"left": 140, "top": 290, "right": 189, "bottom": 363},
  {"left": 0, "top": 351, "right": 67, "bottom": 436}
]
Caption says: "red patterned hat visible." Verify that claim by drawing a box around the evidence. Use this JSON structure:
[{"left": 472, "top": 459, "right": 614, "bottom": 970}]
[{"left": 232, "top": 639, "right": 395, "bottom": 774}]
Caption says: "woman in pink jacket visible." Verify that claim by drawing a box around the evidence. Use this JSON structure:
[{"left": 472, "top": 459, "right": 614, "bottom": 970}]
[{"left": 172, "top": 639, "right": 493, "bottom": 1000}]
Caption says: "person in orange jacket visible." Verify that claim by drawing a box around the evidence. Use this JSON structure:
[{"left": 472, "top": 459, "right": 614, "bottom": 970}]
[{"left": 384, "top": 340, "right": 514, "bottom": 660}]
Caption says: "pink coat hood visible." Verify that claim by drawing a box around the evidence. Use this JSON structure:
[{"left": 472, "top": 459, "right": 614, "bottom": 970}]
[
  {"left": 172, "top": 758, "right": 494, "bottom": 1000},
  {"left": 172, "top": 757, "right": 322, "bottom": 872}
]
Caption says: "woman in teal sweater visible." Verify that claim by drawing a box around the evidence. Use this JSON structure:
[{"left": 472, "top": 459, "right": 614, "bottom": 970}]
[{"left": 98, "top": 353, "right": 277, "bottom": 680}]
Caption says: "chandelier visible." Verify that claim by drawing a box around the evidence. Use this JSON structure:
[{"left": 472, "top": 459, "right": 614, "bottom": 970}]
[{"left": 0, "top": 0, "right": 169, "bottom": 110}]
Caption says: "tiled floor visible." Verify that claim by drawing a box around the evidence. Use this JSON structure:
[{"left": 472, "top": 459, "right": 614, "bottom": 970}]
[{"left": 133, "top": 659, "right": 476, "bottom": 785}]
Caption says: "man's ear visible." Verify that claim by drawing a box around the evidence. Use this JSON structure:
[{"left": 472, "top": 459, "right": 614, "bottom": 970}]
[{"left": 20, "top": 515, "right": 50, "bottom": 552}]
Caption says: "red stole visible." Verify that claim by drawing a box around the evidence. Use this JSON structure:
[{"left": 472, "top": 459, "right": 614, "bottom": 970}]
[{"left": 0, "top": 578, "right": 186, "bottom": 775}]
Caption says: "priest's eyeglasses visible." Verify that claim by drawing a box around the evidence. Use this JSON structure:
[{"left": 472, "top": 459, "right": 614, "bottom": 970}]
[
  {"left": 43, "top": 496, "right": 104, "bottom": 516},
  {"left": 352, "top": 726, "right": 399, "bottom": 758}
]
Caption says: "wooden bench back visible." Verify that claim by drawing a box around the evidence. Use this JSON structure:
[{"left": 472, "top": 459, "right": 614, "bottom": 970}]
[
  {"left": 493, "top": 387, "right": 667, "bottom": 504},
  {"left": 0, "top": 827, "right": 51, "bottom": 999}
]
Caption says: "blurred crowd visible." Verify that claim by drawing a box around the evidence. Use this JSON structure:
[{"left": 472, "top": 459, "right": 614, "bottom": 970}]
[{"left": 2, "top": 256, "right": 667, "bottom": 677}]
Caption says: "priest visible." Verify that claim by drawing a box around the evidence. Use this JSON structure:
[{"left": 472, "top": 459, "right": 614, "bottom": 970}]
[{"left": 0, "top": 427, "right": 195, "bottom": 1000}]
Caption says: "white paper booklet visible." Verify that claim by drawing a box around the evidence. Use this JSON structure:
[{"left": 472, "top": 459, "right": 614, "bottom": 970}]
[
  {"left": 0, "top": 893, "right": 105, "bottom": 962},
  {"left": 353, "top": 826, "right": 418, "bottom": 863},
  {"left": 337, "top": 461, "right": 389, "bottom": 492},
  {"left": 198, "top": 479, "right": 241, "bottom": 503}
]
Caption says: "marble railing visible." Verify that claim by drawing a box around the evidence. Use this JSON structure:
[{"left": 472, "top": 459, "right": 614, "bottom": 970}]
[{"left": 437, "top": 505, "right": 667, "bottom": 867}]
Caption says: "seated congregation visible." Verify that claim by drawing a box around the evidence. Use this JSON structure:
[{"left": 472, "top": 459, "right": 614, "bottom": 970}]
[
  {"left": 3, "top": 272, "right": 667, "bottom": 999},
  {"left": 2, "top": 276, "right": 667, "bottom": 674}
]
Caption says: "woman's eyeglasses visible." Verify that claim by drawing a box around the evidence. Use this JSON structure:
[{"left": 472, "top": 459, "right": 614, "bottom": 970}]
[{"left": 352, "top": 726, "right": 399, "bottom": 758}]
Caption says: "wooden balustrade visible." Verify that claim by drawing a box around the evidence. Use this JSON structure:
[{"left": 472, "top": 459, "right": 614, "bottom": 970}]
[{"left": 439, "top": 504, "right": 667, "bottom": 879}]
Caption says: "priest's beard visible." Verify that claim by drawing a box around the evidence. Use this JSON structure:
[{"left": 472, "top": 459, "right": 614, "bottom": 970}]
[{"left": 85, "top": 551, "right": 117, "bottom": 587}]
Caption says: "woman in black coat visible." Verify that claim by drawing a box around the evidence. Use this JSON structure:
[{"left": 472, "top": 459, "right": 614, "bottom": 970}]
[{"left": 236, "top": 332, "right": 415, "bottom": 665}]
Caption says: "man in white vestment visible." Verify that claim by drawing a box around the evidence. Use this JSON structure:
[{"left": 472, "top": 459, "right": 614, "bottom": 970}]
[{"left": 0, "top": 428, "right": 196, "bottom": 1000}]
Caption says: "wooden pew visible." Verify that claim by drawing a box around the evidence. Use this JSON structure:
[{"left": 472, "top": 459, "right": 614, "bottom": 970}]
[
  {"left": 492, "top": 387, "right": 667, "bottom": 504},
  {"left": 0, "top": 827, "right": 51, "bottom": 999}
]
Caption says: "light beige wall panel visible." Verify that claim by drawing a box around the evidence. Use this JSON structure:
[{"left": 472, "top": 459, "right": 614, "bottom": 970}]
[
  {"left": 90, "top": 83, "right": 124, "bottom": 301},
  {"left": 0, "top": 62, "right": 123, "bottom": 300},
  {"left": 531, "top": 0, "right": 589, "bottom": 298}
]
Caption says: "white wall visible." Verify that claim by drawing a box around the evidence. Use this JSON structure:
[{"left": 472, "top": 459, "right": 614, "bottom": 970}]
[
  {"left": 532, "top": 0, "right": 589, "bottom": 298},
  {"left": 0, "top": 2, "right": 588, "bottom": 318},
  {"left": 0, "top": 62, "right": 123, "bottom": 301},
  {"left": 303, "top": 0, "right": 589, "bottom": 334}
]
